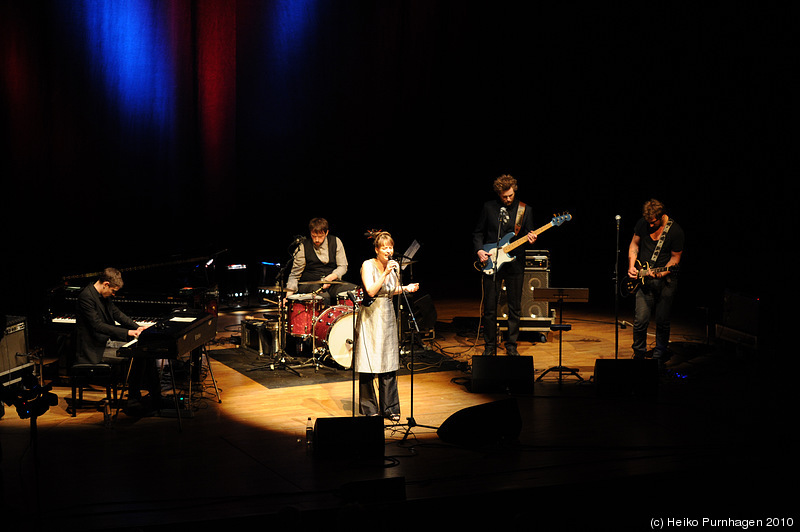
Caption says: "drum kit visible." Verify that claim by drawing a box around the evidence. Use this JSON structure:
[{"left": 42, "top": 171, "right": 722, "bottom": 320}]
[{"left": 252, "top": 279, "right": 363, "bottom": 374}]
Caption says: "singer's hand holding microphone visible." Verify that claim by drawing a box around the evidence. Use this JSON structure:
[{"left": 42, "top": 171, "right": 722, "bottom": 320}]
[{"left": 384, "top": 257, "right": 419, "bottom": 293}]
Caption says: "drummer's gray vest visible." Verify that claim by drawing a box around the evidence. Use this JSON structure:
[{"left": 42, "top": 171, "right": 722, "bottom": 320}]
[{"left": 300, "top": 235, "right": 338, "bottom": 282}]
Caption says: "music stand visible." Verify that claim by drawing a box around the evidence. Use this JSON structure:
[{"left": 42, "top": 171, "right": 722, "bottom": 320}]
[{"left": 534, "top": 288, "right": 589, "bottom": 383}]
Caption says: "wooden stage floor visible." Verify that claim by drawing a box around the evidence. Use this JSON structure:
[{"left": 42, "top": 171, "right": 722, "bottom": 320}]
[{"left": 1, "top": 298, "right": 793, "bottom": 530}]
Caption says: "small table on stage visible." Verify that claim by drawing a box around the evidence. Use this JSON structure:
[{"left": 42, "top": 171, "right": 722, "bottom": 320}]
[{"left": 533, "top": 288, "right": 590, "bottom": 383}]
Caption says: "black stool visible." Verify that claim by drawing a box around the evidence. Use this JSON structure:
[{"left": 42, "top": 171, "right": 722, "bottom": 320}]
[{"left": 69, "top": 363, "right": 116, "bottom": 416}]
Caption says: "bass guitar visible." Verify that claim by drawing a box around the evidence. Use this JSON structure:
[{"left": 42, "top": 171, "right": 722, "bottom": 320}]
[
  {"left": 478, "top": 213, "right": 572, "bottom": 275},
  {"left": 621, "top": 260, "right": 679, "bottom": 295}
]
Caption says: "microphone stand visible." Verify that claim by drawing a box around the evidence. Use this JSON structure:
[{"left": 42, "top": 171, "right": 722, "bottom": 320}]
[
  {"left": 349, "top": 290, "right": 359, "bottom": 417},
  {"left": 397, "top": 264, "right": 438, "bottom": 441},
  {"left": 391, "top": 257, "right": 437, "bottom": 441},
  {"left": 489, "top": 207, "right": 509, "bottom": 353},
  {"left": 614, "top": 215, "right": 621, "bottom": 359},
  {"left": 493, "top": 208, "right": 509, "bottom": 283}
]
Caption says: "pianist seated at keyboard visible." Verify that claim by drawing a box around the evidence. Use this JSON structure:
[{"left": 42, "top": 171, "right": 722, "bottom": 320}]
[{"left": 75, "top": 267, "right": 160, "bottom": 414}]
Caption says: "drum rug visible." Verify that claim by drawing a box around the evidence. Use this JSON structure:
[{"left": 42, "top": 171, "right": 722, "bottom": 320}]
[{"left": 208, "top": 344, "right": 461, "bottom": 389}]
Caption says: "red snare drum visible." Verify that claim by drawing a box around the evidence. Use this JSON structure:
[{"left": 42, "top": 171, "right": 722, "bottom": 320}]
[{"left": 287, "top": 294, "right": 323, "bottom": 337}]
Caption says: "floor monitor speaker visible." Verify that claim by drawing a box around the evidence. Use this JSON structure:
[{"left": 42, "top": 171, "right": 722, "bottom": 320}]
[
  {"left": 471, "top": 355, "right": 534, "bottom": 394},
  {"left": 313, "top": 416, "right": 385, "bottom": 459},
  {"left": 437, "top": 398, "right": 522, "bottom": 446}
]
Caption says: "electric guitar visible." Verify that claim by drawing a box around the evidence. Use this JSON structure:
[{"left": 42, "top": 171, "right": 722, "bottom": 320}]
[
  {"left": 478, "top": 213, "right": 572, "bottom": 275},
  {"left": 621, "top": 260, "right": 679, "bottom": 295}
]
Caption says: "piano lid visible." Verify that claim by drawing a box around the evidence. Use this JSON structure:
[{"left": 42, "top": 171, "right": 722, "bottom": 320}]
[{"left": 48, "top": 251, "right": 225, "bottom": 324}]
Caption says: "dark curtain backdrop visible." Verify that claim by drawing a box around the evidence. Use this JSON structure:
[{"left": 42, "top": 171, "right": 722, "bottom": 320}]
[{"left": 1, "top": 2, "right": 789, "bottom": 333}]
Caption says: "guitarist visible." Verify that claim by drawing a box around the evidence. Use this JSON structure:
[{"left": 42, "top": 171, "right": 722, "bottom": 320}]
[
  {"left": 627, "top": 198, "right": 684, "bottom": 368},
  {"left": 472, "top": 175, "right": 538, "bottom": 356}
]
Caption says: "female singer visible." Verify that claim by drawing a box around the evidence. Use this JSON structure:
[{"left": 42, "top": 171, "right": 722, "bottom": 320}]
[{"left": 353, "top": 231, "right": 419, "bottom": 421}]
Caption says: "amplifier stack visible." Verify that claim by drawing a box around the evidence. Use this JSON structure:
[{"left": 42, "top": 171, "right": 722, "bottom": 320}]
[{"left": 497, "top": 250, "right": 554, "bottom": 333}]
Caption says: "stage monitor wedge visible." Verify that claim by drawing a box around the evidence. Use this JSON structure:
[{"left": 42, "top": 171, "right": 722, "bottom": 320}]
[
  {"left": 313, "top": 416, "right": 385, "bottom": 460},
  {"left": 437, "top": 398, "right": 522, "bottom": 446},
  {"left": 471, "top": 355, "right": 534, "bottom": 394}
]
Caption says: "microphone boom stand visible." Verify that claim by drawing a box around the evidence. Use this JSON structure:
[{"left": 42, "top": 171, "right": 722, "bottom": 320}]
[
  {"left": 614, "top": 215, "right": 621, "bottom": 359},
  {"left": 392, "top": 256, "right": 437, "bottom": 441}
]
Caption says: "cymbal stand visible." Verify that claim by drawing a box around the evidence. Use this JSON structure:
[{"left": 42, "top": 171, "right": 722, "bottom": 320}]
[{"left": 248, "top": 243, "right": 302, "bottom": 376}]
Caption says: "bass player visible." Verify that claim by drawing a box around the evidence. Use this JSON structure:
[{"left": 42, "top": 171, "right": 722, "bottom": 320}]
[{"left": 472, "top": 174, "right": 537, "bottom": 356}]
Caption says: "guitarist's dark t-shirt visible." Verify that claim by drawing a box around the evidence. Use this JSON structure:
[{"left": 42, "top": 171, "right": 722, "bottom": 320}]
[{"left": 633, "top": 217, "right": 685, "bottom": 269}]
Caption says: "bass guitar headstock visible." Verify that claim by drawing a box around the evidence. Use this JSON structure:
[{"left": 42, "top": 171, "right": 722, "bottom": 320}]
[{"left": 550, "top": 212, "right": 572, "bottom": 226}]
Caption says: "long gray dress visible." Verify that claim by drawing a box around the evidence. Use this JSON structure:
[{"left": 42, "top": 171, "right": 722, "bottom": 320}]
[{"left": 353, "top": 259, "right": 399, "bottom": 374}]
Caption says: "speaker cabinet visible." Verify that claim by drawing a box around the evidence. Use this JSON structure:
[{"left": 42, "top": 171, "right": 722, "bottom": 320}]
[
  {"left": 497, "top": 269, "right": 553, "bottom": 333},
  {"left": 437, "top": 398, "right": 522, "bottom": 445},
  {"left": 593, "top": 359, "right": 658, "bottom": 400},
  {"left": 1, "top": 316, "right": 29, "bottom": 375},
  {"left": 471, "top": 355, "right": 534, "bottom": 394},
  {"left": 313, "top": 416, "right": 385, "bottom": 459},
  {"left": 400, "top": 293, "right": 437, "bottom": 338},
  {"left": 498, "top": 270, "right": 550, "bottom": 318}
]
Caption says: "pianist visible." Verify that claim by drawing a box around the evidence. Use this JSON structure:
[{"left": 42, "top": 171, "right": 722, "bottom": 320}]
[
  {"left": 75, "top": 267, "right": 145, "bottom": 365},
  {"left": 75, "top": 267, "right": 158, "bottom": 414}
]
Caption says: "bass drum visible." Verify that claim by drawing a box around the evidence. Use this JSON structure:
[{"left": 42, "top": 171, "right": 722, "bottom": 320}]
[{"left": 313, "top": 305, "right": 354, "bottom": 369}]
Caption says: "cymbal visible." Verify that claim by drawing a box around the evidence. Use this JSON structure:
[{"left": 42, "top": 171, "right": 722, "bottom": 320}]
[
  {"left": 258, "top": 285, "right": 286, "bottom": 292},
  {"left": 298, "top": 280, "right": 347, "bottom": 285}
]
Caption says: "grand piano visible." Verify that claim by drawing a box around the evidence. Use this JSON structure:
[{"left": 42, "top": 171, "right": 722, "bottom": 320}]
[
  {"left": 47, "top": 255, "right": 219, "bottom": 329},
  {"left": 45, "top": 254, "right": 220, "bottom": 372}
]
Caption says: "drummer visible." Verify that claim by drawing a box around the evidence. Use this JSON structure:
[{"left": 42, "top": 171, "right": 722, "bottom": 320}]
[{"left": 286, "top": 217, "right": 357, "bottom": 306}]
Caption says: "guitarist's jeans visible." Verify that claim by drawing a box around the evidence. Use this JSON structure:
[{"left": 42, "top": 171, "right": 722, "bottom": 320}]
[
  {"left": 632, "top": 277, "right": 678, "bottom": 360},
  {"left": 482, "top": 268, "right": 524, "bottom": 351}
]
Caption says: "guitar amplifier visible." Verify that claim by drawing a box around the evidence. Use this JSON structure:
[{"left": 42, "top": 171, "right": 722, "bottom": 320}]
[
  {"left": 498, "top": 260, "right": 554, "bottom": 333},
  {"left": 1, "top": 316, "right": 33, "bottom": 387},
  {"left": 524, "top": 249, "right": 550, "bottom": 270}
]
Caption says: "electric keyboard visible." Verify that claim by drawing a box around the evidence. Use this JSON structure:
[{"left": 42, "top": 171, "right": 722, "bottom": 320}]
[
  {"left": 118, "top": 309, "right": 217, "bottom": 358},
  {"left": 50, "top": 315, "right": 158, "bottom": 328}
]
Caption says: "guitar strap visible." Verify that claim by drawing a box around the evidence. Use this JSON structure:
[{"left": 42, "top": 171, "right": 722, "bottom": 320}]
[
  {"left": 649, "top": 219, "right": 673, "bottom": 265},
  {"left": 514, "top": 202, "right": 526, "bottom": 235}
]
